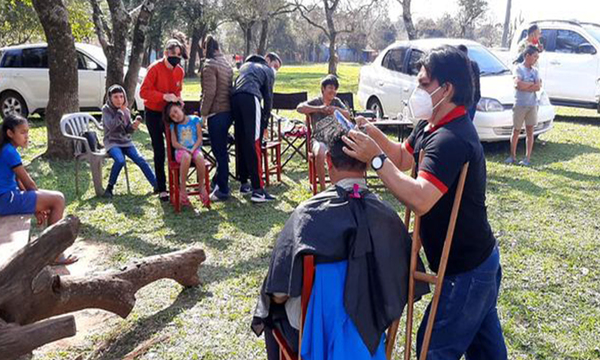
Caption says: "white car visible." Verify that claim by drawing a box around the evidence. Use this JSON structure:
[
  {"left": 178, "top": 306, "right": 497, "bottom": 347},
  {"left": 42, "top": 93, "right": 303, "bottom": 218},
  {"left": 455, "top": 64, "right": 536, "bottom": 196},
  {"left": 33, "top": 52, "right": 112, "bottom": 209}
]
[
  {"left": 358, "top": 38, "right": 555, "bottom": 142},
  {"left": 508, "top": 20, "right": 600, "bottom": 111},
  {"left": 0, "top": 43, "right": 146, "bottom": 118}
]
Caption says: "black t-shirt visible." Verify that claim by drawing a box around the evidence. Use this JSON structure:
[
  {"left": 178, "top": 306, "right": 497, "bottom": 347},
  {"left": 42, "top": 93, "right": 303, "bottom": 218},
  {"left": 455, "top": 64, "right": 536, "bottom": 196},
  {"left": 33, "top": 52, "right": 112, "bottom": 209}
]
[{"left": 405, "top": 106, "right": 495, "bottom": 275}]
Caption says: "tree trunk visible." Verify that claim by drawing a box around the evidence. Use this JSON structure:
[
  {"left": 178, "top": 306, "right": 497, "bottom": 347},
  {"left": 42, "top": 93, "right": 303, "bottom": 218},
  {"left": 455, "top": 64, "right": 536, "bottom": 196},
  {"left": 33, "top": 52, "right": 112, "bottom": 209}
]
[
  {"left": 243, "top": 24, "right": 254, "bottom": 58},
  {"left": 400, "top": 0, "right": 417, "bottom": 40},
  {"left": 31, "top": 0, "right": 79, "bottom": 159},
  {"left": 124, "top": 0, "right": 158, "bottom": 107},
  {"left": 105, "top": 0, "right": 130, "bottom": 89},
  {"left": 501, "top": 0, "right": 512, "bottom": 48},
  {"left": 328, "top": 34, "right": 337, "bottom": 75},
  {"left": 257, "top": 19, "right": 269, "bottom": 55},
  {"left": 0, "top": 216, "right": 207, "bottom": 356},
  {"left": 187, "top": 27, "right": 202, "bottom": 78}
]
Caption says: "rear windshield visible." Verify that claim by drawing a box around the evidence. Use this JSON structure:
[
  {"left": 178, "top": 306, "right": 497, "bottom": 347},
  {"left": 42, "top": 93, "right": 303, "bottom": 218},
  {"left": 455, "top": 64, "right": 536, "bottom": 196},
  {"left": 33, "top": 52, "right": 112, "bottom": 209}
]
[{"left": 467, "top": 45, "right": 511, "bottom": 76}]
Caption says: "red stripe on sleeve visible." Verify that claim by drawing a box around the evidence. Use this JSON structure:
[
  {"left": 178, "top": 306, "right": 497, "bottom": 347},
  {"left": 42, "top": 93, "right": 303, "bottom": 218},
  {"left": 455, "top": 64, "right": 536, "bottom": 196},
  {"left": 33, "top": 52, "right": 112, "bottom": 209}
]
[
  {"left": 403, "top": 140, "right": 414, "bottom": 155},
  {"left": 418, "top": 170, "right": 448, "bottom": 194}
]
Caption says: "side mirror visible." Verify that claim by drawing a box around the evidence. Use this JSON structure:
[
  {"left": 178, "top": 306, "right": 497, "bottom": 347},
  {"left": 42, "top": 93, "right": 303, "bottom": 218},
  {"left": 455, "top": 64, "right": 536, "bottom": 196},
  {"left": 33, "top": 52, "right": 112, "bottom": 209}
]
[
  {"left": 578, "top": 43, "right": 597, "bottom": 55},
  {"left": 86, "top": 60, "right": 99, "bottom": 70}
]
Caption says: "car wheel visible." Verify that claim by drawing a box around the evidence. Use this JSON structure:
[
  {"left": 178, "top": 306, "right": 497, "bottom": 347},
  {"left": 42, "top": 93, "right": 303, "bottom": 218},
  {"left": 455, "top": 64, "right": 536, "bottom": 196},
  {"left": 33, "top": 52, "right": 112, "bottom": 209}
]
[
  {"left": 0, "top": 91, "right": 29, "bottom": 119},
  {"left": 367, "top": 97, "right": 383, "bottom": 119}
]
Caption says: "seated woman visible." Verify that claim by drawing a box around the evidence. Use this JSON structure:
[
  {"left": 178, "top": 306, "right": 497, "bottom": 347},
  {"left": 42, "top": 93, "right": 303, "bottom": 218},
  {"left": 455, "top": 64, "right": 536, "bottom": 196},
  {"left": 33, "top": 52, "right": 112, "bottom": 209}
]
[
  {"left": 296, "top": 75, "right": 351, "bottom": 192},
  {"left": 252, "top": 125, "right": 428, "bottom": 360},
  {"left": 102, "top": 84, "right": 157, "bottom": 198}
]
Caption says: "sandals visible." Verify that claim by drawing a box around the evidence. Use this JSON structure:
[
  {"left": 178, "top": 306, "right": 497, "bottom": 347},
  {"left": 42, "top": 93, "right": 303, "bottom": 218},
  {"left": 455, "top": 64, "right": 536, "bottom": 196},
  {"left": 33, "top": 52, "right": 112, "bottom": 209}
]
[
  {"left": 199, "top": 189, "right": 211, "bottom": 209},
  {"left": 159, "top": 191, "right": 169, "bottom": 202},
  {"left": 180, "top": 193, "right": 192, "bottom": 207},
  {"left": 52, "top": 254, "right": 79, "bottom": 266}
]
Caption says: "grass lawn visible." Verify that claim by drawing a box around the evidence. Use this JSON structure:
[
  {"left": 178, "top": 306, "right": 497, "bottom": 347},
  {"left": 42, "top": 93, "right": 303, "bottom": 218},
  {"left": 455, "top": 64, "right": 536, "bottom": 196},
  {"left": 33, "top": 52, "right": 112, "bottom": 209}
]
[{"left": 19, "top": 63, "right": 600, "bottom": 360}]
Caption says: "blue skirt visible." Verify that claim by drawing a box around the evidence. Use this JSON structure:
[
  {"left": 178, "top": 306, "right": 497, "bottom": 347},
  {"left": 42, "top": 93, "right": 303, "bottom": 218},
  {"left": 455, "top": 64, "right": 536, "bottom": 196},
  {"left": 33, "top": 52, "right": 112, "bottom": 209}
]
[{"left": 301, "top": 261, "right": 386, "bottom": 360}]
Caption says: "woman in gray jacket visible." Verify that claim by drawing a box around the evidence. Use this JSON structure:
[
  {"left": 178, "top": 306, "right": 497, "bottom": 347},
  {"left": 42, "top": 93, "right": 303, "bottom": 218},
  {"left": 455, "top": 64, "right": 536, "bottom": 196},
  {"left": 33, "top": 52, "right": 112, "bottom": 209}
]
[{"left": 102, "top": 85, "right": 157, "bottom": 198}]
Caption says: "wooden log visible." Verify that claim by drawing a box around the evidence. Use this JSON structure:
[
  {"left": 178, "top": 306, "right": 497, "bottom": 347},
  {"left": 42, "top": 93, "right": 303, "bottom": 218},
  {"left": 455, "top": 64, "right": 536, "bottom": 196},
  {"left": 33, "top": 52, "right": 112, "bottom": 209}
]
[{"left": 0, "top": 315, "right": 76, "bottom": 360}]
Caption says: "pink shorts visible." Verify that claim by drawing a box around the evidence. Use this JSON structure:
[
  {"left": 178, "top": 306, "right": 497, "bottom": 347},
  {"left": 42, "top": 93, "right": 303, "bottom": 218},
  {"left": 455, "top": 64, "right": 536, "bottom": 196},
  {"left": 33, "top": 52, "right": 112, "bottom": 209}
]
[{"left": 175, "top": 148, "right": 202, "bottom": 163}]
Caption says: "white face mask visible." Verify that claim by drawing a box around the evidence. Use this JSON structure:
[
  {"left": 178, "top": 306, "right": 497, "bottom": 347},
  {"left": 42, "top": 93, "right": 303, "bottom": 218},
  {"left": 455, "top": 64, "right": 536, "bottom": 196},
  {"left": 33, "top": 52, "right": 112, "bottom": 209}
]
[{"left": 407, "top": 85, "right": 445, "bottom": 120}]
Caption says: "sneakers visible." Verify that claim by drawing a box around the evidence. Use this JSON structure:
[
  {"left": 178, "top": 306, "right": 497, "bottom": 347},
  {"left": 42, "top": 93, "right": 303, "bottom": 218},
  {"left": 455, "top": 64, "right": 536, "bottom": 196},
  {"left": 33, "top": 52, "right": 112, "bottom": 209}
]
[
  {"left": 518, "top": 159, "right": 531, "bottom": 166},
  {"left": 251, "top": 189, "right": 276, "bottom": 203},
  {"left": 504, "top": 156, "right": 515, "bottom": 164},
  {"left": 210, "top": 185, "right": 230, "bottom": 202},
  {"left": 102, "top": 187, "right": 113, "bottom": 199},
  {"left": 239, "top": 183, "right": 252, "bottom": 195}
]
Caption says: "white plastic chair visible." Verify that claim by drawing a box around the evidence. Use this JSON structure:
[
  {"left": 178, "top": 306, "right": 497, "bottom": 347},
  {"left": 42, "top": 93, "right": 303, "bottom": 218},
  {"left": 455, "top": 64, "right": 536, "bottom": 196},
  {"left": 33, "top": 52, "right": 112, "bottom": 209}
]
[{"left": 60, "top": 112, "right": 130, "bottom": 196}]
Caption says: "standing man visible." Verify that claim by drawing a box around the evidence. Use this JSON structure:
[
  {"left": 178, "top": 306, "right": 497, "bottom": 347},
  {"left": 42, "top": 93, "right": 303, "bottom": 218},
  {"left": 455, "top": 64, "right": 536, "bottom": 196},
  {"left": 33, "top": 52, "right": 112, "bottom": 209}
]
[
  {"left": 140, "top": 38, "right": 187, "bottom": 201},
  {"left": 506, "top": 45, "right": 541, "bottom": 166},
  {"left": 231, "top": 53, "right": 281, "bottom": 203},
  {"left": 516, "top": 24, "right": 544, "bottom": 63},
  {"left": 296, "top": 75, "right": 351, "bottom": 192},
  {"left": 457, "top": 45, "right": 481, "bottom": 121},
  {"left": 342, "top": 46, "right": 507, "bottom": 360}
]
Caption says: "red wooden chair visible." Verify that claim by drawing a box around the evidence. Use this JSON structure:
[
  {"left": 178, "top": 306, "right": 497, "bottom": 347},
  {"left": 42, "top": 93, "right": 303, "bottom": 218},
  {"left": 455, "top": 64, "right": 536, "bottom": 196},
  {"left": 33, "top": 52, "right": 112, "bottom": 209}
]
[
  {"left": 164, "top": 120, "right": 212, "bottom": 213},
  {"left": 262, "top": 136, "right": 282, "bottom": 187}
]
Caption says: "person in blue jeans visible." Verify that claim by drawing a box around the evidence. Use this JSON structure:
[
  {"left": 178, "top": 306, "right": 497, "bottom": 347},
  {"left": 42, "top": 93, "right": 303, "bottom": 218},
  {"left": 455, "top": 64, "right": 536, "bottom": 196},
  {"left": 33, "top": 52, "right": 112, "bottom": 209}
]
[
  {"left": 102, "top": 85, "right": 157, "bottom": 198},
  {"left": 0, "top": 114, "right": 78, "bottom": 265},
  {"left": 343, "top": 45, "right": 507, "bottom": 359}
]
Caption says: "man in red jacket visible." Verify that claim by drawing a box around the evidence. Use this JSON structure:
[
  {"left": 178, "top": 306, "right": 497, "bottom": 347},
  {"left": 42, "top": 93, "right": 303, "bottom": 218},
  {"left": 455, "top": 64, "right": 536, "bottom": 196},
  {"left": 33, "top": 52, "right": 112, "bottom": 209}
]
[{"left": 140, "top": 38, "right": 186, "bottom": 201}]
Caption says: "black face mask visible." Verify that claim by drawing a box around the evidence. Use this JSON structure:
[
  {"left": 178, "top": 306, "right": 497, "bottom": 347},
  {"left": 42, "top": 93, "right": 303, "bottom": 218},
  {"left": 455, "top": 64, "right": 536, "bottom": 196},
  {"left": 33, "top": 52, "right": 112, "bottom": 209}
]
[{"left": 167, "top": 56, "right": 181, "bottom": 67}]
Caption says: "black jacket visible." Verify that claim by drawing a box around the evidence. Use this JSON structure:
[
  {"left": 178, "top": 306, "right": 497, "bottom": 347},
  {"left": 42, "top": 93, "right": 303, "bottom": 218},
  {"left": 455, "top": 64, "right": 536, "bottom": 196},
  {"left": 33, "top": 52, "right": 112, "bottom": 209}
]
[
  {"left": 232, "top": 55, "right": 276, "bottom": 121},
  {"left": 252, "top": 186, "right": 429, "bottom": 354}
]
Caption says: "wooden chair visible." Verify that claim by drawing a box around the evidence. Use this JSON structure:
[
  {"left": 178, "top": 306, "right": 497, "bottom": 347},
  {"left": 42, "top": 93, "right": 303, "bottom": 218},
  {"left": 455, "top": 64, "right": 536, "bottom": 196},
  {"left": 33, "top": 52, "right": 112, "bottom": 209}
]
[
  {"left": 384, "top": 151, "right": 471, "bottom": 360},
  {"left": 60, "top": 113, "right": 130, "bottom": 197},
  {"left": 164, "top": 120, "right": 212, "bottom": 213},
  {"left": 262, "top": 134, "right": 282, "bottom": 187}
]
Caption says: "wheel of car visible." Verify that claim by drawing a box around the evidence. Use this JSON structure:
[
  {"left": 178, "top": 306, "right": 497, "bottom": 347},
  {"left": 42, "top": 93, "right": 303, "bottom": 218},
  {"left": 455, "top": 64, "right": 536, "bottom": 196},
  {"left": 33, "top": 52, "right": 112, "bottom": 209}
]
[
  {"left": 367, "top": 97, "right": 384, "bottom": 119},
  {"left": 0, "top": 91, "right": 29, "bottom": 119}
]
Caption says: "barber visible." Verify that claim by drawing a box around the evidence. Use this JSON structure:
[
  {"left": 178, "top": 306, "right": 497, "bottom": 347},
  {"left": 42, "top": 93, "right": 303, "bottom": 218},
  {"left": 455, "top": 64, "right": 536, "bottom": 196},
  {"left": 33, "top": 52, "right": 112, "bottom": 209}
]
[{"left": 342, "top": 45, "right": 507, "bottom": 360}]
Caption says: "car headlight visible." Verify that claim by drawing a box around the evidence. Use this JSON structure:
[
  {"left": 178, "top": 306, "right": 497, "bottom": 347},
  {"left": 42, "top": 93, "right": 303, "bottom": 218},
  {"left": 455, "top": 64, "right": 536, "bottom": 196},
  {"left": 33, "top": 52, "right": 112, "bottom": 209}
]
[
  {"left": 476, "top": 98, "right": 504, "bottom": 112},
  {"left": 538, "top": 90, "right": 551, "bottom": 106}
]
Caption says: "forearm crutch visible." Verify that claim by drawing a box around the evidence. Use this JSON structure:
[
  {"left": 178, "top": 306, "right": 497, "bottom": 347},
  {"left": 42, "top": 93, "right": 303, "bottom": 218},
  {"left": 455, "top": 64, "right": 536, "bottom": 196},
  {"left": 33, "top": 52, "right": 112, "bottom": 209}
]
[{"left": 403, "top": 159, "right": 470, "bottom": 360}]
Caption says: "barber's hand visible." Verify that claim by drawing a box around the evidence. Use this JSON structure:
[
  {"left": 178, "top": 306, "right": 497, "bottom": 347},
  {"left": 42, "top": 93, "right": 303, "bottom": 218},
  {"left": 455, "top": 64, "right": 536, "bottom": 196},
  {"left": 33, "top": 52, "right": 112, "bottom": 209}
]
[
  {"left": 163, "top": 93, "right": 178, "bottom": 102},
  {"left": 342, "top": 129, "right": 383, "bottom": 163}
]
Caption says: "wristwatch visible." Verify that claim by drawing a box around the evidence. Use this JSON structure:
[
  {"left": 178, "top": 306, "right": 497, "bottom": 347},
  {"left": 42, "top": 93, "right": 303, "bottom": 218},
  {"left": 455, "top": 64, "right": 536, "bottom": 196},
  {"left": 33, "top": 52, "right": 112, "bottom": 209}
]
[{"left": 371, "top": 153, "right": 388, "bottom": 171}]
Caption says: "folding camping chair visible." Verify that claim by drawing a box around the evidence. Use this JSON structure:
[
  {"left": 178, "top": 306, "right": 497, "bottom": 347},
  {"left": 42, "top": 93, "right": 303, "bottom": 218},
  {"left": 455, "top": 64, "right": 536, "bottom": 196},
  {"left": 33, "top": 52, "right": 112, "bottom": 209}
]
[
  {"left": 164, "top": 119, "right": 212, "bottom": 213},
  {"left": 384, "top": 151, "right": 470, "bottom": 360},
  {"left": 270, "top": 92, "right": 309, "bottom": 168}
]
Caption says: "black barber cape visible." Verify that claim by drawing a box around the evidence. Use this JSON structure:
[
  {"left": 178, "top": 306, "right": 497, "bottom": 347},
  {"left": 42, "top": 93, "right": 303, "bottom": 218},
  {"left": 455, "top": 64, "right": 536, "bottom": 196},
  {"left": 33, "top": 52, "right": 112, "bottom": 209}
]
[{"left": 252, "top": 186, "right": 429, "bottom": 354}]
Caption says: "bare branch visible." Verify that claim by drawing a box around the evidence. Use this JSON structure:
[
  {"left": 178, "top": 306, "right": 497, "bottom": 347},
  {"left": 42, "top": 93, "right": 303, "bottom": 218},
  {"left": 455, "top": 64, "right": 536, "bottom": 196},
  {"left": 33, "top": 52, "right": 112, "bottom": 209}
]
[
  {"left": 88, "top": 0, "right": 112, "bottom": 49},
  {"left": 295, "top": 1, "right": 330, "bottom": 37}
]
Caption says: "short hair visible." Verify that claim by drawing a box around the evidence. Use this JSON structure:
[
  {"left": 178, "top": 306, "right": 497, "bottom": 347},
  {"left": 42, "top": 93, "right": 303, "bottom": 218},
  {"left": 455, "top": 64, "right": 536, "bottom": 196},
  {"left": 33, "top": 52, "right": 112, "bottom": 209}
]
[
  {"left": 321, "top": 75, "right": 339, "bottom": 89},
  {"left": 528, "top": 24, "right": 539, "bottom": 35},
  {"left": 324, "top": 126, "right": 367, "bottom": 172},
  {"left": 457, "top": 44, "right": 468, "bottom": 54},
  {"left": 419, "top": 45, "right": 473, "bottom": 107},
  {"left": 266, "top": 52, "right": 282, "bottom": 66},
  {"left": 524, "top": 44, "right": 540, "bottom": 57}
]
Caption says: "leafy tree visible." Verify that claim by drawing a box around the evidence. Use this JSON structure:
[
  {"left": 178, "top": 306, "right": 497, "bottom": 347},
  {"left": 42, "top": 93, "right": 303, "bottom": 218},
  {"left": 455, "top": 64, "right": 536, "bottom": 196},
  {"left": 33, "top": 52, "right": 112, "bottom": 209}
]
[{"left": 457, "top": 0, "right": 488, "bottom": 37}]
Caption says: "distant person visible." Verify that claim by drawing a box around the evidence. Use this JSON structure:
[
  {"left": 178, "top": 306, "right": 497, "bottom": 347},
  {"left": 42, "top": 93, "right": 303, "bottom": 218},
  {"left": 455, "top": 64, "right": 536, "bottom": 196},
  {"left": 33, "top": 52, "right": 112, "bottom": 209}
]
[
  {"left": 296, "top": 75, "right": 351, "bottom": 191},
  {"left": 140, "top": 38, "right": 187, "bottom": 202},
  {"left": 0, "top": 114, "right": 78, "bottom": 265},
  {"left": 164, "top": 102, "right": 210, "bottom": 208},
  {"left": 516, "top": 24, "right": 544, "bottom": 63},
  {"left": 458, "top": 44, "right": 481, "bottom": 121},
  {"left": 231, "top": 53, "right": 281, "bottom": 203},
  {"left": 200, "top": 35, "right": 233, "bottom": 202},
  {"left": 507, "top": 45, "right": 541, "bottom": 166},
  {"left": 102, "top": 85, "right": 157, "bottom": 198}
]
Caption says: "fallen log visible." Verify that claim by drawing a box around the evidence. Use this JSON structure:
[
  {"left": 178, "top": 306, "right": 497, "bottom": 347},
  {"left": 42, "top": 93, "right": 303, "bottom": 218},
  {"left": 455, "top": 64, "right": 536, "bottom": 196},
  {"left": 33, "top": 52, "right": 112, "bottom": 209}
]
[{"left": 0, "top": 215, "right": 206, "bottom": 357}]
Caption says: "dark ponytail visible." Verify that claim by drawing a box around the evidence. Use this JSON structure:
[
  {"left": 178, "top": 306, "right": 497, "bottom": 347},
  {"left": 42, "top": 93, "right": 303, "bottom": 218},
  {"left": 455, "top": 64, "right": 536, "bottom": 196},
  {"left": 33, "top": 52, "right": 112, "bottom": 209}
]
[
  {"left": 0, "top": 114, "right": 27, "bottom": 149},
  {"left": 203, "top": 35, "right": 220, "bottom": 59},
  {"left": 163, "top": 102, "right": 183, "bottom": 134}
]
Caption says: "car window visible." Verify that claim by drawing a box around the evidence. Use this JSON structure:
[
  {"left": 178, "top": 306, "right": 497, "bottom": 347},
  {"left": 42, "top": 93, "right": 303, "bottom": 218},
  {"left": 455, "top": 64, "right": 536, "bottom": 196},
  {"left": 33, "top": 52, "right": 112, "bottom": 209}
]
[
  {"left": 467, "top": 45, "right": 510, "bottom": 76},
  {"left": 382, "top": 48, "right": 407, "bottom": 73},
  {"left": 78, "top": 52, "right": 103, "bottom": 71},
  {"left": 22, "top": 48, "right": 48, "bottom": 68},
  {"left": 0, "top": 49, "right": 22, "bottom": 68},
  {"left": 407, "top": 50, "right": 424, "bottom": 76},
  {"left": 555, "top": 30, "right": 589, "bottom": 54}
]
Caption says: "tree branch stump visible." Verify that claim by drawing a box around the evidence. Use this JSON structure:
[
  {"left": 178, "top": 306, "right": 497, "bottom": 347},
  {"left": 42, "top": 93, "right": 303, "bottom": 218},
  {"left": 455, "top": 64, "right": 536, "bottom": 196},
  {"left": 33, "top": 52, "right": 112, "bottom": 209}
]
[{"left": 0, "top": 215, "right": 206, "bottom": 356}]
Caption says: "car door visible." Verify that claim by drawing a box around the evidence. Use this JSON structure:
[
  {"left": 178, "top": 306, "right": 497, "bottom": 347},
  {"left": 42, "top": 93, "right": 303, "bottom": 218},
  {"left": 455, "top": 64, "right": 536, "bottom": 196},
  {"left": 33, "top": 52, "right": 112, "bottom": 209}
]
[
  {"left": 77, "top": 52, "right": 104, "bottom": 108},
  {"left": 543, "top": 29, "right": 599, "bottom": 101},
  {"left": 378, "top": 47, "right": 408, "bottom": 117},
  {"left": 19, "top": 48, "right": 50, "bottom": 108},
  {"left": 534, "top": 29, "right": 556, "bottom": 83}
]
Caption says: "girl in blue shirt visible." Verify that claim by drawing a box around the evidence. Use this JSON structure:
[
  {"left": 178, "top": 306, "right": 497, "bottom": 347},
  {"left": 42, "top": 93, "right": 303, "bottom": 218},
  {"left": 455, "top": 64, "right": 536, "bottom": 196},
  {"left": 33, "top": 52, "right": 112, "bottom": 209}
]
[
  {"left": 164, "top": 102, "right": 209, "bottom": 207},
  {"left": 0, "top": 114, "right": 77, "bottom": 265}
]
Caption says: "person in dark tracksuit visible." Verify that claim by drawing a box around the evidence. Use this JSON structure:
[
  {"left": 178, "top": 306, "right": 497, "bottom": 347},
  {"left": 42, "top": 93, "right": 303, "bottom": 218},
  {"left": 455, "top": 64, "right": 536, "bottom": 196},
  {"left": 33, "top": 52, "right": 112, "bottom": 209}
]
[{"left": 231, "top": 53, "right": 281, "bottom": 203}]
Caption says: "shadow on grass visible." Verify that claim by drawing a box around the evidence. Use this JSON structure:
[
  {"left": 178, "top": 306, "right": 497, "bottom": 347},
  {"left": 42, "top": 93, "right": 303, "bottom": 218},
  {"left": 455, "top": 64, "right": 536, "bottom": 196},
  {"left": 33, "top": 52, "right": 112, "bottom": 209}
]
[
  {"left": 92, "top": 286, "right": 207, "bottom": 360},
  {"left": 555, "top": 114, "right": 600, "bottom": 126},
  {"left": 485, "top": 140, "right": 600, "bottom": 167},
  {"left": 200, "top": 251, "right": 272, "bottom": 286}
]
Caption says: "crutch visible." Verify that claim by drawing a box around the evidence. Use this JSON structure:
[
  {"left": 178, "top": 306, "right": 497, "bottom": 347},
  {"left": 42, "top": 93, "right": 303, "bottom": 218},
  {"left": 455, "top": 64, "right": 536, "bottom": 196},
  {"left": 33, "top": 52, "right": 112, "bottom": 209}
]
[{"left": 403, "top": 156, "right": 470, "bottom": 360}]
